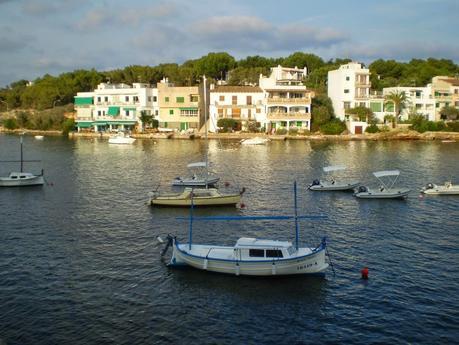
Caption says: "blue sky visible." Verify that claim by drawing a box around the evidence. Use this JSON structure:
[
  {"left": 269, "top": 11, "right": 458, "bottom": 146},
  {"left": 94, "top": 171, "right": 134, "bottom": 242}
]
[{"left": 0, "top": 0, "right": 458, "bottom": 86}]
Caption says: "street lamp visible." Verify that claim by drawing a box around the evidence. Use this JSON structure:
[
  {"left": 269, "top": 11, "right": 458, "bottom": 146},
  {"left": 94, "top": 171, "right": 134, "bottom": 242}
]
[{"left": 0, "top": 99, "right": 8, "bottom": 112}]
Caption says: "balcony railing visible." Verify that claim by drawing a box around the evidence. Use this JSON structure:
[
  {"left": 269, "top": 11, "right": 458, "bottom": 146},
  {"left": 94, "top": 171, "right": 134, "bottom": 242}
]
[
  {"left": 266, "top": 97, "right": 311, "bottom": 104},
  {"left": 267, "top": 112, "right": 311, "bottom": 120}
]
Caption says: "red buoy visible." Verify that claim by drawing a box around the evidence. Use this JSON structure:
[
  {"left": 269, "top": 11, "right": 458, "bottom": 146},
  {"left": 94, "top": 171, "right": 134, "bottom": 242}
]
[
  {"left": 361, "top": 267, "right": 369, "bottom": 279},
  {"left": 240, "top": 203, "right": 246, "bottom": 209}
]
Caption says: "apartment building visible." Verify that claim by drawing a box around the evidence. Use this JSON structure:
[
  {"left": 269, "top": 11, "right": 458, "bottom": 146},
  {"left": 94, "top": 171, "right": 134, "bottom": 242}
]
[
  {"left": 328, "top": 62, "right": 371, "bottom": 120},
  {"left": 157, "top": 78, "right": 201, "bottom": 131},
  {"left": 260, "top": 65, "right": 313, "bottom": 131},
  {"left": 431, "top": 76, "right": 459, "bottom": 120},
  {"left": 209, "top": 85, "right": 264, "bottom": 132},
  {"left": 74, "top": 83, "right": 158, "bottom": 132}
]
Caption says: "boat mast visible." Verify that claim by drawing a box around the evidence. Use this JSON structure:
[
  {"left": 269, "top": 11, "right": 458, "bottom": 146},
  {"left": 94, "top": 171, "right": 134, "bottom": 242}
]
[
  {"left": 20, "top": 136, "right": 24, "bottom": 172},
  {"left": 203, "top": 75, "right": 209, "bottom": 189},
  {"left": 294, "top": 181, "right": 299, "bottom": 251}
]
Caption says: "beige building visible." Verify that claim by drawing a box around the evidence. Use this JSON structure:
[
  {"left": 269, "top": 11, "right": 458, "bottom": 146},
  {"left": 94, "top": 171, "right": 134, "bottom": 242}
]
[
  {"left": 157, "top": 78, "right": 201, "bottom": 131},
  {"left": 431, "top": 76, "right": 459, "bottom": 120}
]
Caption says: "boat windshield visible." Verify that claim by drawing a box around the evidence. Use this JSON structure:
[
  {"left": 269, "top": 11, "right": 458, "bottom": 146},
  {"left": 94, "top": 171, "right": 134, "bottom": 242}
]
[{"left": 287, "top": 246, "right": 296, "bottom": 255}]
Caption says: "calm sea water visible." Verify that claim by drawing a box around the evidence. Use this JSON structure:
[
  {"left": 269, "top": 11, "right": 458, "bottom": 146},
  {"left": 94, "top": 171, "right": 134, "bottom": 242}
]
[{"left": 0, "top": 134, "right": 458, "bottom": 345}]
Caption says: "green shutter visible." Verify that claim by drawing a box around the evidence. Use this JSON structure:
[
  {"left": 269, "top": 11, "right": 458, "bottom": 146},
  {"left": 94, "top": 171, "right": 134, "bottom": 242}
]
[
  {"left": 74, "top": 97, "right": 93, "bottom": 105},
  {"left": 165, "top": 97, "right": 169, "bottom": 102},
  {"left": 169, "top": 109, "right": 174, "bottom": 115},
  {"left": 370, "top": 102, "right": 382, "bottom": 112},
  {"left": 176, "top": 97, "right": 184, "bottom": 103},
  {"left": 296, "top": 121, "right": 302, "bottom": 127},
  {"left": 107, "top": 106, "right": 120, "bottom": 116}
]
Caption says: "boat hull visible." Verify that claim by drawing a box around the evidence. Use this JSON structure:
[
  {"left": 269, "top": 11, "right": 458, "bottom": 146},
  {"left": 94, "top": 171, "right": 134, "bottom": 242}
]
[
  {"left": 309, "top": 181, "right": 360, "bottom": 191},
  {"left": 170, "top": 241, "right": 328, "bottom": 276},
  {"left": 108, "top": 138, "right": 136, "bottom": 144},
  {"left": 354, "top": 188, "right": 410, "bottom": 199},
  {"left": 171, "top": 176, "right": 220, "bottom": 187},
  {"left": 422, "top": 186, "right": 459, "bottom": 195},
  {"left": 0, "top": 175, "right": 44, "bottom": 187},
  {"left": 151, "top": 194, "right": 240, "bottom": 207}
]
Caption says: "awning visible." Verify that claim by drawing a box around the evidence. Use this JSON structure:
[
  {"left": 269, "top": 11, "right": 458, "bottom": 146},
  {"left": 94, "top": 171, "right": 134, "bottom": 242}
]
[
  {"left": 74, "top": 97, "right": 93, "bottom": 105},
  {"left": 123, "top": 107, "right": 136, "bottom": 111},
  {"left": 107, "top": 106, "right": 120, "bottom": 116},
  {"left": 179, "top": 107, "right": 198, "bottom": 111},
  {"left": 76, "top": 122, "right": 93, "bottom": 128}
]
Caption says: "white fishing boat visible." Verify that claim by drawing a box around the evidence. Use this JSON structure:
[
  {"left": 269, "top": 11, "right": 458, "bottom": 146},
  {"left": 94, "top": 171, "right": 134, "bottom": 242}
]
[
  {"left": 0, "top": 137, "right": 44, "bottom": 187},
  {"left": 421, "top": 181, "right": 459, "bottom": 195},
  {"left": 161, "top": 182, "right": 330, "bottom": 276},
  {"left": 354, "top": 170, "right": 410, "bottom": 199},
  {"left": 108, "top": 131, "right": 136, "bottom": 144},
  {"left": 309, "top": 165, "right": 360, "bottom": 191},
  {"left": 172, "top": 162, "right": 219, "bottom": 187},
  {"left": 149, "top": 187, "right": 243, "bottom": 207},
  {"left": 34, "top": 135, "right": 44, "bottom": 140},
  {"left": 240, "top": 137, "right": 270, "bottom": 145}
]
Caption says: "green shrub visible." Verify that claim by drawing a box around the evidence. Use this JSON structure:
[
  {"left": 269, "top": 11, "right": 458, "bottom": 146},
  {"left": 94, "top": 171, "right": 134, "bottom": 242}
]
[
  {"left": 2, "top": 117, "right": 18, "bottom": 129},
  {"left": 62, "top": 118, "right": 75, "bottom": 135},
  {"left": 446, "top": 121, "right": 459, "bottom": 132},
  {"left": 365, "top": 124, "right": 380, "bottom": 133},
  {"left": 275, "top": 127, "right": 287, "bottom": 135},
  {"left": 288, "top": 127, "right": 298, "bottom": 136},
  {"left": 217, "top": 118, "right": 238, "bottom": 132},
  {"left": 151, "top": 119, "right": 159, "bottom": 129},
  {"left": 319, "top": 119, "right": 346, "bottom": 135},
  {"left": 410, "top": 115, "right": 448, "bottom": 133}
]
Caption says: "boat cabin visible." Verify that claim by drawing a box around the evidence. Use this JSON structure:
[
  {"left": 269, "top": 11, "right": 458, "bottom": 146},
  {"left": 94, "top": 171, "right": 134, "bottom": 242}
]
[
  {"left": 234, "top": 237, "right": 296, "bottom": 260},
  {"left": 8, "top": 172, "right": 35, "bottom": 180}
]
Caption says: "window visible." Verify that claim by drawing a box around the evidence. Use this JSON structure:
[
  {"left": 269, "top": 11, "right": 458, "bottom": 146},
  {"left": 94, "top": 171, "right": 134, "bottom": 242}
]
[
  {"left": 266, "top": 250, "right": 283, "bottom": 258},
  {"left": 125, "top": 96, "right": 129, "bottom": 102},
  {"left": 246, "top": 96, "right": 252, "bottom": 105},
  {"left": 219, "top": 95, "right": 225, "bottom": 101},
  {"left": 148, "top": 96, "right": 152, "bottom": 102},
  {"left": 134, "top": 96, "right": 139, "bottom": 102},
  {"left": 125, "top": 111, "right": 130, "bottom": 116},
  {"left": 169, "top": 109, "right": 174, "bottom": 115},
  {"left": 247, "top": 109, "right": 251, "bottom": 118},
  {"left": 97, "top": 97, "right": 101, "bottom": 102},
  {"left": 218, "top": 108, "right": 223, "bottom": 117},
  {"left": 153, "top": 96, "right": 157, "bottom": 102},
  {"left": 104, "top": 97, "right": 108, "bottom": 102},
  {"left": 176, "top": 97, "right": 184, "bottom": 103},
  {"left": 416, "top": 91, "right": 421, "bottom": 98},
  {"left": 346, "top": 76, "right": 350, "bottom": 81},
  {"left": 343, "top": 102, "right": 351, "bottom": 109},
  {"left": 249, "top": 249, "right": 264, "bottom": 257},
  {"left": 165, "top": 97, "right": 169, "bottom": 102},
  {"left": 256, "top": 108, "right": 261, "bottom": 113},
  {"left": 155, "top": 110, "right": 159, "bottom": 116},
  {"left": 190, "top": 95, "right": 199, "bottom": 102},
  {"left": 97, "top": 110, "right": 101, "bottom": 116},
  {"left": 344, "top": 89, "right": 349, "bottom": 94},
  {"left": 232, "top": 95, "right": 237, "bottom": 105}
]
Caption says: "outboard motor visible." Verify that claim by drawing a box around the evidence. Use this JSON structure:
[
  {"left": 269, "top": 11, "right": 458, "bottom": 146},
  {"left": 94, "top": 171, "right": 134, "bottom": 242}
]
[
  {"left": 358, "top": 186, "right": 368, "bottom": 193},
  {"left": 161, "top": 234, "right": 175, "bottom": 256},
  {"left": 426, "top": 183, "right": 434, "bottom": 189},
  {"left": 311, "top": 179, "right": 320, "bottom": 186}
]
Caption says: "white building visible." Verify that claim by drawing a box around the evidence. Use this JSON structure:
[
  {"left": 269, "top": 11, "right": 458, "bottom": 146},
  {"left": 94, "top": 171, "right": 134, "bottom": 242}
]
[
  {"left": 260, "top": 65, "right": 313, "bottom": 131},
  {"left": 209, "top": 85, "right": 264, "bottom": 132},
  {"left": 74, "top": 83, "right": 159, "bottom": 132},
  {"left": 382, "top": 86, "right": 435, "bottom": 121},
  {"left": 328, "top": 62, "right": 371, "bottom": 120}
]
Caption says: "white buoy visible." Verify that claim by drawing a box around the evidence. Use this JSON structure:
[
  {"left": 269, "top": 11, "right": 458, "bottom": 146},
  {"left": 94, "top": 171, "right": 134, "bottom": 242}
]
[{"left": 157, "top": 236, "right": 164, "bottom": 243}]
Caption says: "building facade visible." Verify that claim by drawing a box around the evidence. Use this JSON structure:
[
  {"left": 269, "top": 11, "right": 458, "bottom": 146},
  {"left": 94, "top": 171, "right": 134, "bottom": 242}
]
[
  {"left": 157, "top": 78, "right": 200, "bottom": 131},
  {"left": 74, "top": 83, "right": 158, "bottom": 132},
  {"left": 209, "top": 85, "right": 264, "bottom": 132},
  {"left": 328, "top": 62, "right": 371, "bottom": 120},
  {"left": 260, "top": 65, "right": 312, "bottom": 131},
  {"left": 431, "top": 76, "right": 459, "bottom": 120}
]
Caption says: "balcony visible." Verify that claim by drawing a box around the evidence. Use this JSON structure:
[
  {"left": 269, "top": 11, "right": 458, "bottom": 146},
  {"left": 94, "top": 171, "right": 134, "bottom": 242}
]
[
  {"left": 267, "top": 112, "right": 311, "bottom": 120},
  {"left": 266, "top": 97, "right": 311, "bottom": 104},
  {"left": 355, "top": 81, "right": 371, "bottom": 87},
  {"left": 354, "top": 94, "right": 369, "bottom": 100}
]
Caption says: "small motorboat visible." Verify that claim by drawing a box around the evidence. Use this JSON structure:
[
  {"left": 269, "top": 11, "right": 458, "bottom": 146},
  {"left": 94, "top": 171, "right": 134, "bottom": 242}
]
[
  {"left": 354, "top": 170, "right": 410, "bottom": 199},
  {"left": 309, "top": 165, "right": 360, "bottom": 191},
  {"left": 240, "top": 137, "right": 270, "bottom": 145},
  {"left": 172, "top": 162, "right": 219, "bottom": 187},
  {"left": 160, "top": 182, "right": 330, "bottom": 276},
  {"left": 108, "top": 132, "right": 136, "bottom": 144},
  {"left": 421, "top": 181, "right": 459, "bottom": 195},
  {"left": 34, "top": 135, "right": 44, "bottom": 140},
  {"left": 149, "top": 187, "right": 243, "bottom": 207}
]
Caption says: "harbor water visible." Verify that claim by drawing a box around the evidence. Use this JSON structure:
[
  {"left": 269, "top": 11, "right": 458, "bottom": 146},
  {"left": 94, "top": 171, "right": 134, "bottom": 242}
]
[{"left": 0, "top": 134, "right": 458, "bottom": 344}]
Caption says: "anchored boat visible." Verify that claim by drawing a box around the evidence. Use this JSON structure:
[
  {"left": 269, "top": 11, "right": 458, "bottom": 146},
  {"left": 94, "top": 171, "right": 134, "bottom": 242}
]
[
  {"left": 421, "top": 181, "right": 459, "bottom": 195},
  {"left": 108, "top": 131, "right": 136, "bottom": 144},
  {"left": 0, "top": 136, "right": 44, "bottom": 187},
  {"left": 354, "top": 170, "right": 410, "bottom": 199},
  {"left": 240, "top": 137, "right": 270, "bottom": 145},
  {"left": 161, "top": 182, "right": 330, "bottom": 276},
  {"left": 149, "top": 187, "right": 243, "bottom": 207},
  {"left": 309, "top": 165, "right": 360, "bottom": 191},
  {"left": 172, "top": 162, "right": 219, "bottom": 187}
]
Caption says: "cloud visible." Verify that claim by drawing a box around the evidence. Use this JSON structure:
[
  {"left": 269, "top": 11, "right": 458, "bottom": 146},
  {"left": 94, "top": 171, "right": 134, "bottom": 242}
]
[{"left": 21, "top": 0, "right": 89, "bottom": 16}]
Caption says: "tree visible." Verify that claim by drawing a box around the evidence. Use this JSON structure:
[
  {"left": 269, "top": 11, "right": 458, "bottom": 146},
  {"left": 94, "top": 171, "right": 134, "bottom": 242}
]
[
  {"left": 384, "top": 91, "right": 408, "bottom": 127},
  {"left": 283, "top": 52, "right": 325, "bottom": 72},
  {"left": 439, "top": 106, "right": 459, "bottom": 120},
  {"left": 194, "top": 52, "right": 236, "bottom": 80},
  {"left": 139, "top": 111, "right": 152, "bottom": 131},
  {"left": 346, "top": 106, "right": 375, "bottom": 123}
]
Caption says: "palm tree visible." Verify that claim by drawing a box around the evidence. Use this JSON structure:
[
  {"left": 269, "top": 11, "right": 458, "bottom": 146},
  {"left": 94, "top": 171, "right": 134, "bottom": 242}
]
[{"left": 384, "top": 91, "right": 408, "bottom": 128}]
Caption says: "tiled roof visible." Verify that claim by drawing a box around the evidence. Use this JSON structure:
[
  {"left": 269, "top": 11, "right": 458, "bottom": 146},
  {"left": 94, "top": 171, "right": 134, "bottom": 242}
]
[
  {"left": 440, "top": 78, "right": 459, "bottom": 86},
  {"left": 211, "top": 85, "right": 263, "bottom": 93}
]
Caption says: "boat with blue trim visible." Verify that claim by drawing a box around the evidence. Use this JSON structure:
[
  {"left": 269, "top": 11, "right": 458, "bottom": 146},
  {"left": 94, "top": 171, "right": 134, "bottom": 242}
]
[{"left": 161, "top": 182, "right": 331, "bottom": 276}]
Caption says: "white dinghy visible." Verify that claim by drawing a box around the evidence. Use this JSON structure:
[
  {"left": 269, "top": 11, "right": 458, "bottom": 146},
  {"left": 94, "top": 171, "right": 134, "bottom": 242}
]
[
  {"left": 108, "top": 131, "right": 136, "bottom": 144},
  {"left": 421, "top": 181, "right": 459, "bottom": 195},
  {"left": 240, "top": 137, "right": 270, "bottom": 145},
  {"left": 160, "top": 182, "right": 331, "bottom": 277},
  {"left": 0, "top": 136, "right": 44, "bottom": 187},
  {"left": 172, "top": 162, "right": 219, "bottom": 187},
  {"left": 309, "top": 165, "right": 360, "bottom": 191},
  {"left": 354, "top": 170, "right": 410, "bottom": 199}
]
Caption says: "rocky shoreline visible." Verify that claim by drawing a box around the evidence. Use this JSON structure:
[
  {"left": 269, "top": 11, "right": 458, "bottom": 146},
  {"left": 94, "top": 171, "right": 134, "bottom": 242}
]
[{"left": 1, "top": 128, "right": 458, "bottom": 141}]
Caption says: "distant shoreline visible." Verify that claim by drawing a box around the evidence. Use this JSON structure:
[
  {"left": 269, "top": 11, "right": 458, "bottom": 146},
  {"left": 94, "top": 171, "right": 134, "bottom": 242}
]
[{"left": 1, "top": 128, "right": 458, "bottom": 141}]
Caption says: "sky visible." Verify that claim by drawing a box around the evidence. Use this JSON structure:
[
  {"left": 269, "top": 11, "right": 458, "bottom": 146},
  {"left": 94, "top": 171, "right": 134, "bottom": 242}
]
[{"left": 0, "top": 0, "right": 458, "bottom": 87}]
